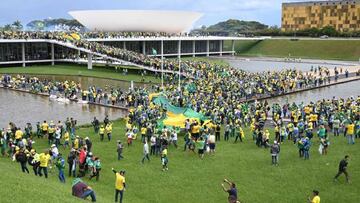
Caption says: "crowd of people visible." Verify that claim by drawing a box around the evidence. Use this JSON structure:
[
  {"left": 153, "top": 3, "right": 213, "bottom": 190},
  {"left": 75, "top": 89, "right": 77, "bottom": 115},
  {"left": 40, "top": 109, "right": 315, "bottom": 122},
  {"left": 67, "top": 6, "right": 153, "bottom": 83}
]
[
  {"left": 1, "top": 92, "right": 358, "bottom": 202},
  {"left": 2, "top": 30, "right": 360, "bottom": 203}
]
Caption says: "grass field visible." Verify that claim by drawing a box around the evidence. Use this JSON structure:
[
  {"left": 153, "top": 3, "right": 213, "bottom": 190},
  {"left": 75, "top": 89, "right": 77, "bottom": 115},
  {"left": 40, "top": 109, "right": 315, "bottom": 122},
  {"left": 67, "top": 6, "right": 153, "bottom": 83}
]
[
  {"left": 1, "top": 119, "right": 359, "bottom": 203},
  {"left": 230, "top": 39, "right": 360, "bottom": 61},
  {"left": 0, "top": 64, "right": 160, "bottom": 83}
]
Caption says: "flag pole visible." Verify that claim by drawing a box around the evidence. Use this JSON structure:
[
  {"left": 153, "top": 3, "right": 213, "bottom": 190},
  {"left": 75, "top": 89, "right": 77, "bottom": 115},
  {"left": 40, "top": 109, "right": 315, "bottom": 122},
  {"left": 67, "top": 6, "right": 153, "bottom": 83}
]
[
  {"left": 178, "top": 40, "right": 181, "bottom": 94},
  {"left": 161, "top": 40, "right": 164, "bottom": 90}
]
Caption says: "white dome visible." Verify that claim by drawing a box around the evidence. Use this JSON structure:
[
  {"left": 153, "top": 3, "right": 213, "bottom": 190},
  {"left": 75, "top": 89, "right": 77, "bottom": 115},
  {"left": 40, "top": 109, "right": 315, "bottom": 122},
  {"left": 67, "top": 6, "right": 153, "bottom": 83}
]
[{"left": 69, "top": 10, "right": 203, "bottom": 33}]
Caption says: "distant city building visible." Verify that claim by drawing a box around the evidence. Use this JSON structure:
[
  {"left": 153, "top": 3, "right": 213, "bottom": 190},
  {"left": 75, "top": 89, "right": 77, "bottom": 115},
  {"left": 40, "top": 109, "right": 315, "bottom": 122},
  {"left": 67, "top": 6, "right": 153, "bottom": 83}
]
[{"left": 282, "top": 0, "right": 360, "bottom": 32}]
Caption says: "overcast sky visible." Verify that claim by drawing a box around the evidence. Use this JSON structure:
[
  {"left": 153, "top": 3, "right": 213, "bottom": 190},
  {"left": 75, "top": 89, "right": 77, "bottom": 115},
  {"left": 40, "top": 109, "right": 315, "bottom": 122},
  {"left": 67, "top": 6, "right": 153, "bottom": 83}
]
[{"left": 0, "top": 0, "right": 305, "bottom": 27}]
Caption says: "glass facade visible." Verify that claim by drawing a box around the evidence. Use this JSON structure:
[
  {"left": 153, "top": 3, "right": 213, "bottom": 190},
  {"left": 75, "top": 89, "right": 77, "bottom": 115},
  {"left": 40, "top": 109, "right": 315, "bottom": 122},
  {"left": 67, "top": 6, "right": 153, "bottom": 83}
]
[
  {"left": 25, "top": 43, "right": 51, "bottom": 61},
  {"left": 0, "top": 39, "right": 228, "bottom": 65},
  {"left": 181, "top": 41, "right": 193, "bottom": 54},
  {"left": 54, "top": 44, "right": 80, "bottom": 59},
  {"left": 0, "top": 43, "right": 22, "bottom": 62},
  {"left": 195, "top": 41, "right": 207, "bottom": 53}
]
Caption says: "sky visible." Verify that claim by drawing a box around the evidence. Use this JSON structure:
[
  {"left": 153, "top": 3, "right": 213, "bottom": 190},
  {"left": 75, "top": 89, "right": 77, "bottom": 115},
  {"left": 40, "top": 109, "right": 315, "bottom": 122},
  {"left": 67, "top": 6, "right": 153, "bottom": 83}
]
[{"left": 0, "top": 0, "right": 305, "bottom": 28}]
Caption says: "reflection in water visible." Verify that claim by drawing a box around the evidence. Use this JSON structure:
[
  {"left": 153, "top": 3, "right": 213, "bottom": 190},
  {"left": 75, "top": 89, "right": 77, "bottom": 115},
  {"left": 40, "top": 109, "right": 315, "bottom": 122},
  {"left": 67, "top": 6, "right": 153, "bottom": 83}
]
[
  {"left": 0, "top": 88, "right": 127, "bottom": 128},
  {"left": 265, "top": 80, "right": 360, "bottom": 105},
  {"left": 227, "top": 59, "right": 351, "bottom": 73}
]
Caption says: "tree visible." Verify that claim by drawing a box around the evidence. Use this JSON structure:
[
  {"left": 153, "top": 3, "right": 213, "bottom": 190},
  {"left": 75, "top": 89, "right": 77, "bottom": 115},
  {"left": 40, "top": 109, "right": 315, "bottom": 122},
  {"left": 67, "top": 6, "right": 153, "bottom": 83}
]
[
  {"left": 12, "top": 20, "right": 23, "bottom": 31},
  {"left": 320, "top": 26, "right": 338, "bottom": 37},
  {"left": 3, "top": 24, "right": 12, "bottom": 31}
]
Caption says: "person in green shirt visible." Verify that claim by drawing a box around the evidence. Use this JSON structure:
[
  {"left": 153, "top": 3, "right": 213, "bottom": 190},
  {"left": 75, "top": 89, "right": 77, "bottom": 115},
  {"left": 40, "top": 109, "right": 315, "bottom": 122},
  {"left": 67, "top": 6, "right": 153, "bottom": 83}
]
[
  {"left": 196, "top": 137, "right": 205, "bottom": 159},
  {"left": 317, "top": 125, "right": 326, "bottom": 139},
  {"left": 90, "top": 157, "right": 101, "bottom": 181},
  {"left": 55, "top": 153, "right": 65, "bottom": 183}
]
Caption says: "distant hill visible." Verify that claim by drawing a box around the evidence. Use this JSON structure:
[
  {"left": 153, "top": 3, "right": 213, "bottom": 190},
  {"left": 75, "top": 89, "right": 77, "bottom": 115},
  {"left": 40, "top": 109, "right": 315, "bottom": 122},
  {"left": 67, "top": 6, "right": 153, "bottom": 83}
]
[{"left": 192, "top": 19, "right": 269, "bottom": 36}]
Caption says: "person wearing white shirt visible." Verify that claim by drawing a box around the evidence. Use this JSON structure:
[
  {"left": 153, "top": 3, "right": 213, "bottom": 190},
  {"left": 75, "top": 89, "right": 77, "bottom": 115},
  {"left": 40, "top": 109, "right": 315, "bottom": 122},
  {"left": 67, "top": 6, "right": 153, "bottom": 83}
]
[
  {"left": 150, "top": 135, "right": 156, "bottom": 155},
  {"left": 141, "top": 141, "right": 150, "bottom": 164},
  {"left": 171, "top": 131, "right": 178, "bottom": 148}
]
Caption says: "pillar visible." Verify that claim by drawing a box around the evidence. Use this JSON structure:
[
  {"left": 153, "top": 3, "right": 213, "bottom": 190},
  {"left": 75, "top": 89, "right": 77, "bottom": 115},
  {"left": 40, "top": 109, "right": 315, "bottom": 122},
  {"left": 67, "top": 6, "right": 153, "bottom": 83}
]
[
  {"left": 22, "top": 42, "right": 25, "bottom": 67},
  {"left": 178, "top": 40, "right": 181, "bottom": 58},
  {"left": 87, "top": 53, "right": 93, "bottom": 70},
  {"left": 192, "top": 40, "right": 196, "bottom": 57},
  {"left": 206, "top": 40, "right": 210, "bottom": 57},
  {"left": 231, "top": 40, "right": 235, "bottom": 56},
  {"left": 123, "top": 41, "right": 126, "bottom": 50},
  {"left": 219, "top": 40, "right": 223, "bottom": 56},
  {"left": 142, "top": 41, "right": 146, "bottom": 55},
  {"left": 51, "top": 43, "right": 55, "bottom": 66}
]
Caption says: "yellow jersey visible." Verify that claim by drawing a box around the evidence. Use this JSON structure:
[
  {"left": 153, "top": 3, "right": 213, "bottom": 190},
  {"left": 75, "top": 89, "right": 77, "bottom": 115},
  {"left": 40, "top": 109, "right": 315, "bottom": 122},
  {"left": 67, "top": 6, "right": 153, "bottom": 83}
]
[
  {"left": 347, "top": 124, "right": 355, "bottom": 135},
  {"left": 115, "top": 173, "right": 126, "bottom": 190},
  {"left": 15, "top": 130, "right": 23, "bottom": 140},
  {"left": 42, "top": 123, "right": 49, "bottom": 131},
  {"left": 311, "top": 195, "right": 320, "bottom": 203},
  {"left": 39, "top": 153, "right": 51, "bottom": 167}
]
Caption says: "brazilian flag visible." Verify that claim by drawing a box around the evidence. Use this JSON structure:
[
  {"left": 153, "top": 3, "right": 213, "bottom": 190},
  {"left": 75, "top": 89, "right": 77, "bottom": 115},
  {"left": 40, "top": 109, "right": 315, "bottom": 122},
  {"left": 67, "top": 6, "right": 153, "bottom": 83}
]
[{"left": 35, "top": 21, "right": 45, "bottom": 30}]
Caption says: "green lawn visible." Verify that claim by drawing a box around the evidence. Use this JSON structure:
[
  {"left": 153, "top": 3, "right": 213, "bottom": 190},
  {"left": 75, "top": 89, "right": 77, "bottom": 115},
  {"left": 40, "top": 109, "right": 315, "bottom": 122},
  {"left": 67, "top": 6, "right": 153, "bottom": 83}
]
[
  {"left": 1, "top": 120, "right": 359, "bottom": 203},
  {"left": 0, "top": 64, "right": 160, "bottom": 83},
  {"left": 232, "top": 39, "right": 360, "bottom": 61}
]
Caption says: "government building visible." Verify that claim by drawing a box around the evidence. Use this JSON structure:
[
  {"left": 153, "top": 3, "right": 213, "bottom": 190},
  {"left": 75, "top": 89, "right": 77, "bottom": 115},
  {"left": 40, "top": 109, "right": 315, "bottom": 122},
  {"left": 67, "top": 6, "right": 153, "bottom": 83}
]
[
  {"left": 0, "top": 10, "right": 268, "bottom": 69},
  {"left": 282, "top": 0, "right": 360, "bottom": 32}
]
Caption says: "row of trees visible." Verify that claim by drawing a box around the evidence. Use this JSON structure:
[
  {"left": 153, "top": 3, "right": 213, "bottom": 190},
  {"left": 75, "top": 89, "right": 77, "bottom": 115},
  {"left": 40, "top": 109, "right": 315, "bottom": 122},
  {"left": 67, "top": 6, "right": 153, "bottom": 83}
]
[
  {"left": 0, "top": 20, "right": 23, "bottom": 31},
  {"left": 255, "top": 26, "right": 360, "bottom": 38},
  {"left": 0, "top": 19, "right": 84, "bottom": 31}
]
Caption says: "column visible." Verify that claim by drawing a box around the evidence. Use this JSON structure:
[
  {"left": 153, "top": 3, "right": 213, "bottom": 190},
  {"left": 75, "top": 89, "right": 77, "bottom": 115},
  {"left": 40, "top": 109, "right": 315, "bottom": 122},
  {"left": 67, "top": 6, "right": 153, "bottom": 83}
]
[
  {"left": 178, "top": 40, "right": 181, "bottom": 58},
  {"left": 231, "top": 40, "right": 235, "bottom": 56},
  {"left": 219, "top": 40, "right": 223, "bottom": 56},
  {"left": 51, "top": 43, "right": 55, "bottom": 66},
  {"left": 206, "top": 40, "right": 210, "bottom": 57},
  {"left": 192, "top": 40, "right": 196, "bottom": 57},
  {"left": 22, "top": 42, "right": 25, "bottom": 67},
  {"left": 142, "top": 41, "right": 146, "bottom": 55},
  {"left": 123, "top": 41, "right": 126, "bottom": 50},
  {"left": 87, "top": 53, "right": 93, "bottom": 70}
]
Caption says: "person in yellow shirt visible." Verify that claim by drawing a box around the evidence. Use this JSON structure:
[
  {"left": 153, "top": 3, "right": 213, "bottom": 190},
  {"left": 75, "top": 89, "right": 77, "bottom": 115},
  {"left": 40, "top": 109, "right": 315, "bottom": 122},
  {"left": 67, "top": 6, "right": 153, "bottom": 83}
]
[
  {"left": 63, "top": 131, "right": 70, "bottom": 149},
  {"left": 106, "top": 123, "right": 113, "bottom": 141},
  {"left": 191, "top": 122, "right": 200, "bottom": 140},
  {"left": 38, "top": 151, "right": 51, "bottom": 178},
  {"left": 99, "top": 125, "right": 105, "bottom": 141},
  {"left": 141, "top": 125, "right": 147, "bottom": 143},
  {"left": 41, "top": 121, "right": 49, "bottom": 138},
  {"left": 161, "top": 147, "right": 168, "bottom": 171},
  {"left": 308, "top": 190, "right": 320, "bottom": 203},
  {"left": 74, "top": 136, "right": 80, "bottom": 150},
  {"left": 15, "top": 128, "right": 23, "bottom": 142},
  {"left": 112, "top": 168, "right": 126, "bottom": 203},
  {"left": 346, "top": 122, "right": 355, "bottom": 144}
]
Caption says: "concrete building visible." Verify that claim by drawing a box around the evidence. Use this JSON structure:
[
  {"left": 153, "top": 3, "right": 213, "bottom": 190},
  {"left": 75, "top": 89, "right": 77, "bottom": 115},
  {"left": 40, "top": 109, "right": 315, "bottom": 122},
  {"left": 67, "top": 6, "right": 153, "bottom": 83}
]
[
  {"left": 282, "top": 0, "right": 360, "bottom": 32},
  {"left": 0, "top": 10, "right": 269, "bottom": 69}
]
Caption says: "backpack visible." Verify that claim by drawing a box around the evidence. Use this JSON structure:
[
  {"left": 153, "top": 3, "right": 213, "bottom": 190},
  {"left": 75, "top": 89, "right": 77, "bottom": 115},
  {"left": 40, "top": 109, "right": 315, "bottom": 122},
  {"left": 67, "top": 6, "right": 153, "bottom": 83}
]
[{"left": 16, "top": 152, "right": 27, "bottom": 163}]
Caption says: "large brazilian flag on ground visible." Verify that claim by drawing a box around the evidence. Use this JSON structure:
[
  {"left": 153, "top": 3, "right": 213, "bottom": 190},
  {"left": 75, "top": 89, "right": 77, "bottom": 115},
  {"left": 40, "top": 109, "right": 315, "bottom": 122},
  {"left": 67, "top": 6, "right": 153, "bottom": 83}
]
[{"left": 150, "top": 93, "right": 207, "bottom": 128}]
